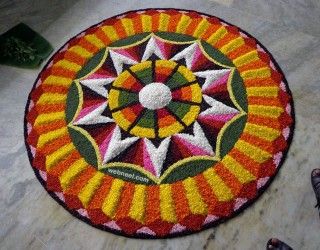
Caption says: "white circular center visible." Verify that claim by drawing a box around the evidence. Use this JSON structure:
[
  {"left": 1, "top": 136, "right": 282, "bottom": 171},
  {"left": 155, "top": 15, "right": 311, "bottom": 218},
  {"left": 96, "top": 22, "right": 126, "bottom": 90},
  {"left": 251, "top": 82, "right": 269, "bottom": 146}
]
[{"left": 139, "top": 82, "right": 172, "bottom": 110}]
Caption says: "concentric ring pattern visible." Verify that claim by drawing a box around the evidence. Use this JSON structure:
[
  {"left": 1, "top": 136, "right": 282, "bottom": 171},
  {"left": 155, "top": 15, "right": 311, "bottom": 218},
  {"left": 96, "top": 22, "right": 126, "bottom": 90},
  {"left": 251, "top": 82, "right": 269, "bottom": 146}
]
[{"left": 25, "top": 9, "right": 294, "bottom": 238}]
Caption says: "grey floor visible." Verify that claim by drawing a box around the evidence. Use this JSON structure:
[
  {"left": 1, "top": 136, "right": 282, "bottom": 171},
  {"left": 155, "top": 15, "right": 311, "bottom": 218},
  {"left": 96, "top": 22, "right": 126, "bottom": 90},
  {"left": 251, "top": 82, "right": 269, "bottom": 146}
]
[{"left": 1, "top": 0, "right": 320, "bottom": 249}]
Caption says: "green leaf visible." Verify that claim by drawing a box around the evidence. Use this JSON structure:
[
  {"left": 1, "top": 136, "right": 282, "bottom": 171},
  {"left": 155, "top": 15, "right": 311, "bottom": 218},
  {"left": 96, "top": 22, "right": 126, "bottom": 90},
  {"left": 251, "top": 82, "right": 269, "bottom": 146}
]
[
  {"left": 0, "top": 23, "right": 53, "bottom": 68},
  {"left": 101, "top": 166, "right": 156, "bottom": 185},
  {"left": 219, "top": 115, "right": 247, "bottom": 158},
  {"left": 109, "top": 32, "right": 151, "bottom": 47},
  {"left": 76, "top": 48, "right": 106, "bottom": 78},
  {"left": 161, "top": 159, "right": 217, "bottom": 184},
  {"left": 68, "top": 127, "right": 98, "bottom": 167},
  {"left": 65, "top": 82, "right": 79, "bottom": 123},
  {"left": 231, "top": 70, "right": 248, "bottom": 112},
  {"left": 201, "top": 41, "right": 234, "bottom": 67},
  {"left": 155, "top": 32, "right": 196, "bottom": 42}
]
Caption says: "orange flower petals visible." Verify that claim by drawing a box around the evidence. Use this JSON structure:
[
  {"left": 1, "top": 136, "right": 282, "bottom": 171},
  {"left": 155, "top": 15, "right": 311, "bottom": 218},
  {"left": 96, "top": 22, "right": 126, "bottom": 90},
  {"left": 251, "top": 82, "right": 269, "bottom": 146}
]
[{"left": 24, "top": 9, "right": 293, "bottom": 238}]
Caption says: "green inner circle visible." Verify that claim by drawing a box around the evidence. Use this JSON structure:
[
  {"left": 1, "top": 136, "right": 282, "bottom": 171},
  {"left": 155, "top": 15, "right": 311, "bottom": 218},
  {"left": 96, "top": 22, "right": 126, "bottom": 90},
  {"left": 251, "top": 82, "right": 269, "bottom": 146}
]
[{"left": 110, "top": 60, "right": 201, "bottom": 138}]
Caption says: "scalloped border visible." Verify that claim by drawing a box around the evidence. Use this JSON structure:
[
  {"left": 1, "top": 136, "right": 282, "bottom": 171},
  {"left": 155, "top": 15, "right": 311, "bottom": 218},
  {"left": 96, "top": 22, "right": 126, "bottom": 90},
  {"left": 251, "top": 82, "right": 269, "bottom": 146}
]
[{"left": 24, "top": 8, "right": 295, "bottom": 239}]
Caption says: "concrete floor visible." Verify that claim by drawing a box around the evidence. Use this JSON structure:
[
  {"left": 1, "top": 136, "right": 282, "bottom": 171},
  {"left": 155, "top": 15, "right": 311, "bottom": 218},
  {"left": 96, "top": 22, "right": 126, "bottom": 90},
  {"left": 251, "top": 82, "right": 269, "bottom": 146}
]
[{"left": 1, "top": 0, "right": 320, "bottom": 249}]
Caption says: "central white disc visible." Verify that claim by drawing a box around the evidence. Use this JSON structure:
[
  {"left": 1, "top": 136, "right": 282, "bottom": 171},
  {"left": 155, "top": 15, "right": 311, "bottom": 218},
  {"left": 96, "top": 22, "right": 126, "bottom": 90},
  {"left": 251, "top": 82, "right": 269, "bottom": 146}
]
[{"left": 139, "top": 82, "right": 172, "bottom": 110}]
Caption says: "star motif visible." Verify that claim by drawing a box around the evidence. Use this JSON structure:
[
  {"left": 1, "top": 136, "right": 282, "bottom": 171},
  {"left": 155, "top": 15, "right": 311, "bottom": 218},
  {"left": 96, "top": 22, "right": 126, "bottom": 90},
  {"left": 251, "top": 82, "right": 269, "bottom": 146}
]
[
  {"left": 102, "top": 126, "right": 138, "bottom": 164},
  {"left": 71, "top": 34, "right": 242, "bottom": 177}
]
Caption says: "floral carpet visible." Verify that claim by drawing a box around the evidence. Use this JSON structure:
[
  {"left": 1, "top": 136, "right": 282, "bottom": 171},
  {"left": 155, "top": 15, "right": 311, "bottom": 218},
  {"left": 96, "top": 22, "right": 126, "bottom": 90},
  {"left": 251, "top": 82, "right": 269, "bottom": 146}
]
[{"left": 24, "top": 9, "right": 294, "bottom": 238}]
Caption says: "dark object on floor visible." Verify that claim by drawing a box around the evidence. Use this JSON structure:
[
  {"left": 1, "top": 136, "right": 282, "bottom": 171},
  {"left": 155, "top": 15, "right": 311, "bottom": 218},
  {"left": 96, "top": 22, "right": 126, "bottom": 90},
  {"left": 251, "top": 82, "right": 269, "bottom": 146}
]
[
  {"left": 266, "top": 238, "right": 293, "bottom": 250},
  {"left": 0, "top": 23, "right": 53, "bottom": 68},
  {"left": 311, "top": 168, "right": 320, "bottom": 210}
]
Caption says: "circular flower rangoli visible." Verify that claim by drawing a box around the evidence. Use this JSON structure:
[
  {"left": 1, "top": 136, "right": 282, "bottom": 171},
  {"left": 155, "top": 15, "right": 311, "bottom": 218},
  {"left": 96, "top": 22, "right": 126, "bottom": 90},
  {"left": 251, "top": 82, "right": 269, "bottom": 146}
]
[{"left": 25, "top": 9, "right": 294, "bottom": 238}]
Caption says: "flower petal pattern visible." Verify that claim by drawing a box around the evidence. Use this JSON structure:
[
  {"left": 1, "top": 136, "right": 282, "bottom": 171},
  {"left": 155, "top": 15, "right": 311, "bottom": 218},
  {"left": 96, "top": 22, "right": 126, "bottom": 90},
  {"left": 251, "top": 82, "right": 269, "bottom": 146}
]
[{"left": 24, "top": 9, "right": 294, "bottom": 239}]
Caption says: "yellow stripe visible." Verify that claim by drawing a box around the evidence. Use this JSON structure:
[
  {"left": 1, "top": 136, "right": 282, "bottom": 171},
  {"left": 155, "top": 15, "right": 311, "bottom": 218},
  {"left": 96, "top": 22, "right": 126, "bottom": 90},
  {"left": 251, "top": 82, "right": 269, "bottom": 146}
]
[
  {"left": 176, "top": 14, "right": 192, "bottom": 33},
  {"left": 68, "top": 45, "right": 93, "bottom": 58},
  {"left": 54, "top": 59, "right": 81, "bottom": 71},
  {"left": 78, "top": 172, "right": 105, "bottom": 207},
  {"left": 102, "top": 179, "right": 125, "bottom": 218},
  {"left": 37, "top": 93, "right": 67, "bottom": 105},
  {"left": 159, "top": 184, "right": 177, "bottom": 223},
  {"left": 244, "top": 123, "right": 281, "bottom": 141},
  {"left": 128, "top": 185, "right": 147, "bottom": 223},
  {"left": 190, "top": 83, "right": 202, "bottom": 103},
  {"left": 206, "top": 26, "right": 228, "bottom": 45},
  {"left": 121, "top": 18, "right": 135, "bottom": 36},
  {"left": 43, "top": 75, "right": 72, "bottom": 87},
  {"left": 182, "top": 105, "right": 200, "bottom": 126},
  {"left": 156, "top": 60, "right": 176, "bottom": 68},
  {"left": 37, "top": 127, "right": 68, "bottom": 148},
  {"left": 203, "top": 168, "right": 233, "bottom": 201},
  {"left": 108, "top": 89, "right": 120, "bottom": 108},
  {"left": 111, "top": 111, "right": 131, "bottom": 130},
  {"left": 59, "top": 158, "right": 88, "bottom": 190},
  {"left": 240, "top": 67, "right": 271, "bottom": 79},
  {"left": 84, "top": 34, "right": 105, "bottom": 49},
  {"left": 130, "top": 60, "right": 152, "bottom": 72},
  {"left": 46, "top": 143, "right": 75, "bottom": 170},
  {"left": 130, "top": 126, "right": 155, "bottom": 138},
  {"left": 111, "top": 70, "right": 131, "bottom": 87},
  {"left": 174, "top": 63, "right": 196, "bottom": 81},
  {"left": 182, "top": 178, "right": 208, "bottom": 215},
  {"left": 246, "top": 86, "right": 279, "bottom": 97},
  {"left": 158, "top": 13, "right": 170, "bottom": 31},
  {"left": 233, "top": 51, "right": 259, "bottom": 67},
  {"left": 193, "top": 18, "right": 210, "bottom": 38},
  {"left": 222, "top": 155, "right": 256, "bottom": 183},
  {"left": 101, "top": 26, "right": 119, "bottom": 42},
  {"left": 248, "top": 105, "right": 284, "bottom": 118},
  {"left": 34, "top": 111, "right": 65, "bottom": 126},
  {"left": 141, "top": 15, "right": 152, "bottom": 32},
  {"left": 235, "top": 140, "right": 272, "bottom": 164},
  {"left": 220, "top": 37, "right": 245, "bottom": 54},
  {"left": 159, "top": 122, "right": 184, "bottom": 138}
]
